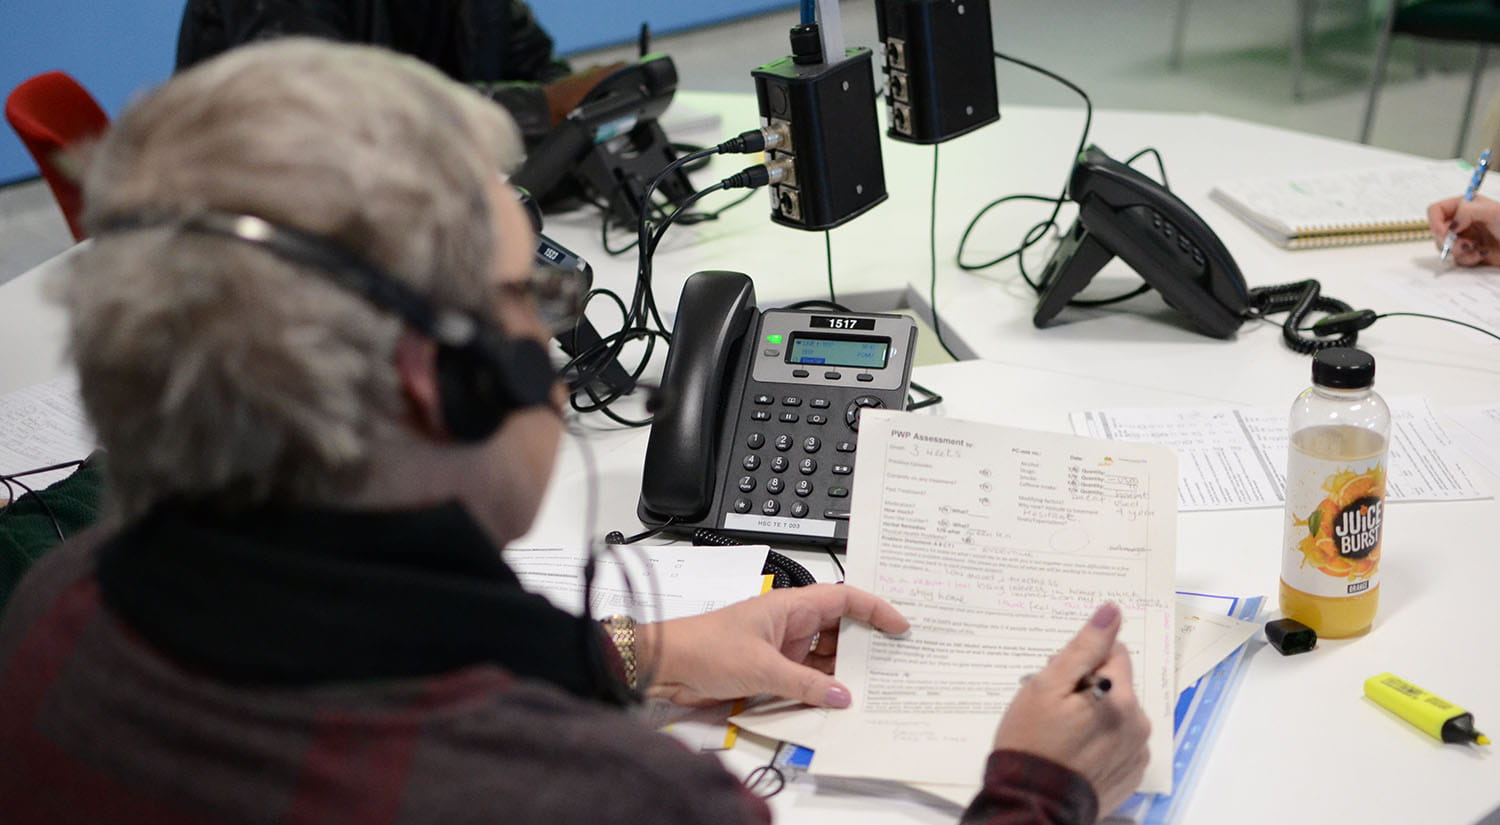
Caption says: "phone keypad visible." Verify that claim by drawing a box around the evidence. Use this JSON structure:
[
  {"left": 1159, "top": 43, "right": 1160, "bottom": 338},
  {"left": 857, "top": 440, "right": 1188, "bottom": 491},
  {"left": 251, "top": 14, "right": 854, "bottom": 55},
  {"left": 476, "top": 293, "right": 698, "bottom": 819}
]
[{"left": 723, "top": 383, "right": 898, "bottom": 543}]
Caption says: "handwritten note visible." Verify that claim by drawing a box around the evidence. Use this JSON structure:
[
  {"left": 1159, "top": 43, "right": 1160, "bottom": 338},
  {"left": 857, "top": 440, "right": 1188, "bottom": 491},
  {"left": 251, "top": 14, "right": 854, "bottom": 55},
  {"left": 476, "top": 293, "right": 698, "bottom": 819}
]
[
  {"left": 812, "top": 410, "right": 1177, "bottom": 795},
  {"left": 0, "top": 374, "right": 94, "bottom": 493}
]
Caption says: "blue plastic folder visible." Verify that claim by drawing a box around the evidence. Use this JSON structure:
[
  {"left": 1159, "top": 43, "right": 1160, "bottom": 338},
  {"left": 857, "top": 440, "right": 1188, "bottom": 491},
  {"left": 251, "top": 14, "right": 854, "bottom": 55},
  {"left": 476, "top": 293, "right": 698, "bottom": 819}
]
[{"left": 1110, "top": 593, "right": 1265, "bottom": 825}]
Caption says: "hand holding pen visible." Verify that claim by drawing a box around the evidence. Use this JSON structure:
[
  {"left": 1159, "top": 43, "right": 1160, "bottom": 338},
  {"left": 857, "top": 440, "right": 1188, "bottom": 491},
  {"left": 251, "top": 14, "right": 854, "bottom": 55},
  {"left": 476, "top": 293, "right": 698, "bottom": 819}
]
[
  {"left": 1434, "top": 149, "right": 1492, "bottom": 265},
  {"left": 993, "top": 603, "right": 1149, "bottom": 815}
]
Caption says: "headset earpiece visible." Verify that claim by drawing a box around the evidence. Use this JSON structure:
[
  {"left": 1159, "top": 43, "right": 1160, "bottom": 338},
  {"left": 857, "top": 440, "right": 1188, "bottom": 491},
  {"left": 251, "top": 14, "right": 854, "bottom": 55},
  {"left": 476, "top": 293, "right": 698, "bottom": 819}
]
[{"left": 435, "top": 337, "right": 555, "bottom": 442}]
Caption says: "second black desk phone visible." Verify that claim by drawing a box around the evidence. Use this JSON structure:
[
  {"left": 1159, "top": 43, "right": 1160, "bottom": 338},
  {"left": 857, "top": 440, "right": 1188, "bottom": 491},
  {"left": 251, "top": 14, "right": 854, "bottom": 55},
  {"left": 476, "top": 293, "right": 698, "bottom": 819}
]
[{"left": 638, "top": 271, "right": 917, "bottom": 548}]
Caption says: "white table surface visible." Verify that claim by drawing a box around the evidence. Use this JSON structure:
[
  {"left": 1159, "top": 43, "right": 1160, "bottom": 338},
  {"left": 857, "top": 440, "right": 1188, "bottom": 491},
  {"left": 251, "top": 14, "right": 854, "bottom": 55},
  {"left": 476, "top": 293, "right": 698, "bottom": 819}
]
[{"left": 5, "top": 93, "right": 1498, "bottom": 824}]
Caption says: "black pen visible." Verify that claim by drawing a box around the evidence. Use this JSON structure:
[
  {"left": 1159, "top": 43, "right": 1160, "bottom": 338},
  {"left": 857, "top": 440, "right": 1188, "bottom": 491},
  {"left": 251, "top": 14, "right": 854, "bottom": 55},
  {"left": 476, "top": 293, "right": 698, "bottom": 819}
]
[{"left": 1076, "top": 674, "right": 1112, "bottom": 699}]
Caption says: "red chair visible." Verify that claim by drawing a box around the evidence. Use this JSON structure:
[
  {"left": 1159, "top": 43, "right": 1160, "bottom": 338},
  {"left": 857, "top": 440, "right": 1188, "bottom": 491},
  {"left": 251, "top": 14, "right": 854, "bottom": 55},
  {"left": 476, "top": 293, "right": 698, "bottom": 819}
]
[{"left": 5, "top": 71, "right": 109, "bottom": 241}]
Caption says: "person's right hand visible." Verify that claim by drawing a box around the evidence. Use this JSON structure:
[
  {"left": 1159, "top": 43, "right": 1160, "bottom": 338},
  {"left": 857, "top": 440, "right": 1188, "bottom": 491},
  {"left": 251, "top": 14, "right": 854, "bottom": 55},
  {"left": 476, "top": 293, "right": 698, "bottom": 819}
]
[
  {"left": 1427, "top": 194, "right": 1500, "bottom": 267},
  {"left": 992, "top": 603, "right": 1151, "bottom": 815}
]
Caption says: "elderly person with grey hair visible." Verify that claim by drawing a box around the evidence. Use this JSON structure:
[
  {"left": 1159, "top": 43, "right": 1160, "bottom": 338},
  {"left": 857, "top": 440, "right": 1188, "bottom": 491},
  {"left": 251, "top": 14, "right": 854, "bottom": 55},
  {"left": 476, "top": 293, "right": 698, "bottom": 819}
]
[{"left": 0, "top": 40, "right": 1149, "bottom": 825}]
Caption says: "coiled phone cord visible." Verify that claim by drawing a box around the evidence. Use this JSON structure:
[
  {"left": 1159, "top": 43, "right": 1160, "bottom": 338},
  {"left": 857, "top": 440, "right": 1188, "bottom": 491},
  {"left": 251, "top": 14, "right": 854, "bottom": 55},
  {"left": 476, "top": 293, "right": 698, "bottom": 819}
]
[{"left": 1247, "top": 279, "right": 1358, "bottom": 354}]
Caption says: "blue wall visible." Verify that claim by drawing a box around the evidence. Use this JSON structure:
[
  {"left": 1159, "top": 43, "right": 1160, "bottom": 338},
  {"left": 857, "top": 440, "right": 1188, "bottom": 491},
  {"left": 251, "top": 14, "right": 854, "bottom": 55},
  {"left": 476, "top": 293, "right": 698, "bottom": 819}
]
[
  {"left": 0, "top": 0, "right": 790, "bottom": 185},
  {"left": 0, "top": 0, "right": 182, "bottom": 185}
]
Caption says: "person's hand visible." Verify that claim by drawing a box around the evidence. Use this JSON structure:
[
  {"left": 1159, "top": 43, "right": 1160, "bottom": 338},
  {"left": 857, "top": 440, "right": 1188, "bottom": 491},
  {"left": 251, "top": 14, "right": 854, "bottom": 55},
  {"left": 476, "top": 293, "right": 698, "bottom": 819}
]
[
  {"left": 644, "top": 583, "right": 909, "bottom": 708},
  {"left": 992, "top": 603, "right": 1151, "bottom": 815},
  {"left": 1427, "top": 194, "right": 1500, "bottom": 267},
  {"left": 542, "top": 62, "right": 627, "bottom": 126}
]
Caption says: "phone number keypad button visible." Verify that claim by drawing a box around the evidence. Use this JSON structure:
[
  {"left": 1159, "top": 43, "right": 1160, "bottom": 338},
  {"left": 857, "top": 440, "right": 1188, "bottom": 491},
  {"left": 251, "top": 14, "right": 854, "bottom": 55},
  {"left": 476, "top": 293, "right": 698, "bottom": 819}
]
[
  {"left": 774, "top": 435, "right": 794, "bottom": 451},
  {"left": 770, "top": 456, "right": 790, "bottom": 473},
  {"left": 737, "top": 476, "right": 756, "bottom": 493},
  {"left": 799, "top": 458, "right": 817, "bottom": 475},
  {"left": 790, "top": 502, "right": 809, "bottom": 518},
  {"left": 733, "top": 498, "right": 752, "bottom": 514},
  {"left": 795, "top": 480, "right": 814, "bottom": 497},
  {"left": 766, "top": 477, "right": 785, "bottom": 495},
  {"left": 802, "top": 437, "right": 821, "bottom": 453},
  {"left": 761, "top": 499, "right": 781, "bottom": 516},
  {"left": 742, "top": 455, "right": 761, "bottom": 471},
  {"left": 746, "top": 433, "right": 765, "bottom": 449}
]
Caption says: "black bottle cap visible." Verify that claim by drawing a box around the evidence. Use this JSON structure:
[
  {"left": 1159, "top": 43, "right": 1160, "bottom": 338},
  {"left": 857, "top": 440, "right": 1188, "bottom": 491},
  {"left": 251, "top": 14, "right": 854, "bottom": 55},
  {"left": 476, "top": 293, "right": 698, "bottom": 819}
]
[
  {"left": 1311, "top": 347, "right": 1375, "bottom": 389},
  {"left": 790, "top": 23, "right": 823, "bottom": 64},
  {"left": 1265, "top": 618, "right": 1317, "bottom": 655}
]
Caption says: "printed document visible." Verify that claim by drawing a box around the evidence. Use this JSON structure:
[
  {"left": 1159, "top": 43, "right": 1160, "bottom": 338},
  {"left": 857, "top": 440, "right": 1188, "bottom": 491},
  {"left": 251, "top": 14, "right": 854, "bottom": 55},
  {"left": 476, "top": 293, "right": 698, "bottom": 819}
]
[
  {"left": 811, "top": 410, "right": 1177, "bottom": 794},
  {"left": 1071, "top": 396, "right": 1487, "bottom": 511}
]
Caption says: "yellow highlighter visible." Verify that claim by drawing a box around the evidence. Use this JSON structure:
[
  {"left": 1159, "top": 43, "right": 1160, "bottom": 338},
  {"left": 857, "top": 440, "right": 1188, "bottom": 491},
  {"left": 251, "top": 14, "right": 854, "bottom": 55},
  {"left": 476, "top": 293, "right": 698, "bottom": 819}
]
[{"left": 1363, "top": 673, "right": 1491, "bottom": 745}]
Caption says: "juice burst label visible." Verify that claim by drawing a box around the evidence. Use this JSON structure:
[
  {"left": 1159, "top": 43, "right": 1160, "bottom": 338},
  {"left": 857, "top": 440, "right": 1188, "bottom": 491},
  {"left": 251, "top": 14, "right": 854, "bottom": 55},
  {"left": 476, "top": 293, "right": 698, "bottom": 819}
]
[{"left": 1282, "top": 456, "right": 1385, "bottom": 597}]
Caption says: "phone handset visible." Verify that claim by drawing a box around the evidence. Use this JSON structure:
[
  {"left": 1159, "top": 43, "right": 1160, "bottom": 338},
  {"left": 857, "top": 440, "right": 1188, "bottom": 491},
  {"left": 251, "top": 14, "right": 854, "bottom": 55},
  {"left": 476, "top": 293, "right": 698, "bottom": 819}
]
[{"left": 639, "top": 271, "right": 757, "bottom": 522}]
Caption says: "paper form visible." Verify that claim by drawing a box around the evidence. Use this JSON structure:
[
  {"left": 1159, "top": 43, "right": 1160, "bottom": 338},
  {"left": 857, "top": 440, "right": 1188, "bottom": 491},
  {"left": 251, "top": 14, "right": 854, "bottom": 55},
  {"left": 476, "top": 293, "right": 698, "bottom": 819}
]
[
  {"left": 0, "top": 374, "right": 94, "bottom": 494},
  {"left": 503, "top": 544, "right": 770, "bottom": 621},
  {"left": 811, "top": 410, "right": 1176, "bottom": 795},
  {"left": 1377, "top": 271, "right": 1500, "bottom": 335},
  {"left": 1071, "top": 396, "right": 1487, "bottom": 511},
  {"left": 1445, "top": 405, "right": 1500, "bottom": 480}
]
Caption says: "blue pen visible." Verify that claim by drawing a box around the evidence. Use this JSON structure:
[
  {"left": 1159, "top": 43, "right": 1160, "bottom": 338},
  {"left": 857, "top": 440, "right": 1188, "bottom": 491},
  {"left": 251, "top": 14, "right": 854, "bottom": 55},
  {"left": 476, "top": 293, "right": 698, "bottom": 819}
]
[{"left": 1440, "top": 148, "right": 1491, "bottom": 263}]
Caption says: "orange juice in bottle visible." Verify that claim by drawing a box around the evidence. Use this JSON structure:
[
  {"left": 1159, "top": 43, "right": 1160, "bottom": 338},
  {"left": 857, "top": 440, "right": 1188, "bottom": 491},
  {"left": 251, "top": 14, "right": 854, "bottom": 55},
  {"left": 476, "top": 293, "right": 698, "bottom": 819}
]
[{"left": 1279, "top": 348, "right": 1389, "bottom": 638}]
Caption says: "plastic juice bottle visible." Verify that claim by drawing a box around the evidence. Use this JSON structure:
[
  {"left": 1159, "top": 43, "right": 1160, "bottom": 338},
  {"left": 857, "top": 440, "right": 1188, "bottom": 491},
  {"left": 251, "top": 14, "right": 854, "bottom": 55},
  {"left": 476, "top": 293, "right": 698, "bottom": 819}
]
[{"left": 1279, "top": 348, "right": 1390, "bottom": 638}]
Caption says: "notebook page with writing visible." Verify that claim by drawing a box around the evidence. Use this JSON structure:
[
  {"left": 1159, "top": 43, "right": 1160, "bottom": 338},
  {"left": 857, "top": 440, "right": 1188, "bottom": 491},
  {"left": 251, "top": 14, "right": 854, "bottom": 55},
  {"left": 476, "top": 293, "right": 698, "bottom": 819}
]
[
  {"left": 812, "top": 410, "right": 1177, "bottom": 794},
  {"left": 1210, "top": 159, "right": 1470, "bottom": 248}
]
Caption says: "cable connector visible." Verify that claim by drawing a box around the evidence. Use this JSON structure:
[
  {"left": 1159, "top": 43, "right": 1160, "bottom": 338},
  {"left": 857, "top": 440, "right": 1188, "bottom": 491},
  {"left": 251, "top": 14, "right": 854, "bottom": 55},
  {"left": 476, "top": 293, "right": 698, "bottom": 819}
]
[
  {"left": 1310, "top": 309, "right": 1378, "bottom": 336},
  {"left": 716, "top": 126, "right": 787, "bottom": 155},
  {"left": 719, "top": 163, "right": 786, "bottom": 190}
]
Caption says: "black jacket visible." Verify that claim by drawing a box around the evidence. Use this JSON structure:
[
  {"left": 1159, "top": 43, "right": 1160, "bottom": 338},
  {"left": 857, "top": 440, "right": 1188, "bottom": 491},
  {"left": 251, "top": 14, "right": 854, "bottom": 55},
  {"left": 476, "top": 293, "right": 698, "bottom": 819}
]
[{"left": 176, "top": 0, "right": 571, "bottom": 140}]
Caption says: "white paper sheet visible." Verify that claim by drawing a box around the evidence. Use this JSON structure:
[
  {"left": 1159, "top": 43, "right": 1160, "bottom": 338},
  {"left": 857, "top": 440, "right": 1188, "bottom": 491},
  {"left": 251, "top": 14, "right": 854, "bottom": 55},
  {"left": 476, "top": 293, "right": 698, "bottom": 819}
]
[
  {"left": 503, "top": 543, "right": 770, "bottom": 621},
  {"left": 809, "top": 410, "right": 1177, "bottom": 795},
  {"left": 1071, "top": 396, "right": 1488, "bottom": 511},
  {"left": 0, "top": 374, "right": 94, "bottom": 494},
  {"left": 1376, "top": 270, "right": 1500, "bottom": 335},
  {"left": 1445, "top": 405, "right": 1500, "bottom": 480},
  {"left": 1174, "top": 603, "right": 1259, "bottom": 693}
]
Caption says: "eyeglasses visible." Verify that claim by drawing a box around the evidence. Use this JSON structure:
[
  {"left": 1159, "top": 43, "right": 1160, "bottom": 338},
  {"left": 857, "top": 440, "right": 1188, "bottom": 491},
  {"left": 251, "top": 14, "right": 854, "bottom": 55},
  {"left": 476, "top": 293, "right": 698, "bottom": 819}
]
[{"left": 493, "top": 265, "right": 588, "bottom": 335}]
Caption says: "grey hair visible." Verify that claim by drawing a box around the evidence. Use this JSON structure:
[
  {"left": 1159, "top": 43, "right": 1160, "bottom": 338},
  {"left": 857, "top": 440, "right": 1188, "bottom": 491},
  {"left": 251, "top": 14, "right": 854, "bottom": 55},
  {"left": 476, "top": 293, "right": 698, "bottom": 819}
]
[{"left": 64, "top": 38, "right": 524, "bottom": 518}]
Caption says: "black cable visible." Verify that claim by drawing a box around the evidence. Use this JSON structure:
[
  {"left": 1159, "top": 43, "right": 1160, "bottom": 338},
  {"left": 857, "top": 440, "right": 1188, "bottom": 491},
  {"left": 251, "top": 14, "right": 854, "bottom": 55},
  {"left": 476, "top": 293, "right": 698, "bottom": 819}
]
[
  {"left": 1374, "top": 312, "right": 1500, "bottom": 343},
  {"left": 1247, "top": 279, "right": 1357, "bottom": 354},
  {"left": 672, "top": 188, "right": 757, "bottom": 225},
  {"left": 955, "top": 51, "right": 1093, "bottom": 276},
  {"left": 928, "top": 145, "right": 962, "bottom": 362},
  {"left": 905, "top": 380, "right": 943, "bottom": 412},
  {"left": 825, "top": 546, "right": 845, "bottom": 582},
  {"left": 1, "top": 474, "right": 63, "bottom": 543},
  {"left": 825, "top": 231, "right": 836, "bottom": 303},
  {"left": 0, "top": 458, "right": 88, "bottom": 544}
]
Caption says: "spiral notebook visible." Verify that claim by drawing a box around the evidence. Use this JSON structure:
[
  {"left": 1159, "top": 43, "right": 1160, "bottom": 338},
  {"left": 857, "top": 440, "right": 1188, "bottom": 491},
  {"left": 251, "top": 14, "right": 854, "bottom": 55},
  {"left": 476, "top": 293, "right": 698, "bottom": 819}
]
[{"left": 1209, "top": 159, "right": 1473, "bottom": 249}]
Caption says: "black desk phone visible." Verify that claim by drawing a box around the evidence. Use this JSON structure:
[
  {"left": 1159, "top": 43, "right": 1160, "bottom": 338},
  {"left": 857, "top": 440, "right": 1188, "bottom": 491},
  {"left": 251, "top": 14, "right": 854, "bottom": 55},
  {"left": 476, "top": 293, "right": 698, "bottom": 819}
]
[
  {"left": 638, "top": 271, "right": 917, "bottom": 548},
  {"left": 1034, "top": 145, "right": 1252, "bottom": 338}
]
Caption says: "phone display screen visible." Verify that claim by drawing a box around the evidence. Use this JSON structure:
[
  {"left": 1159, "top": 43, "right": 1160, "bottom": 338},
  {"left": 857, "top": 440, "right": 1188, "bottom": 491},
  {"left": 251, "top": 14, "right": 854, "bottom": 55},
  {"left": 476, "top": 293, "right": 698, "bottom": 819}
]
[{"left": 786, "top": 333, "right": 890, "bottom": 369}]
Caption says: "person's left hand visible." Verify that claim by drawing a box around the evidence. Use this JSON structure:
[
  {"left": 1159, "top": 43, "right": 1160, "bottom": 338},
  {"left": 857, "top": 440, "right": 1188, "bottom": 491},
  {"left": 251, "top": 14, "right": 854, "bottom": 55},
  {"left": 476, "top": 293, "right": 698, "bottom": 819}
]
[{"left": 644, "top": 583, "right": 909, "bottom": 708}]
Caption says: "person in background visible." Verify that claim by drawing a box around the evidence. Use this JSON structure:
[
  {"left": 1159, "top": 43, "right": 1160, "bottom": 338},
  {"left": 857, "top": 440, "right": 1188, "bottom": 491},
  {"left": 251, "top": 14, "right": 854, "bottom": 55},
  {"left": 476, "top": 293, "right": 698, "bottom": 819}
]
[
  {"left": 0, "top": 40, "right": 1148, "bottom": 825},
  {"left": 176, "top": 0, "right": 621, "bottom": 142},
  {"left": 1428, "top": 193, "right": 1500, "bottom": 267}
]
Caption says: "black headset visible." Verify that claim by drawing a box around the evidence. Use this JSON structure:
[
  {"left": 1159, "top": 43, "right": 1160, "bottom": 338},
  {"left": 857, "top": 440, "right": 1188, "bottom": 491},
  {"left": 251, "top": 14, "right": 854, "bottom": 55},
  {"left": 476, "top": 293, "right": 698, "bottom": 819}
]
[{"left": 96, "top": 210, "right": 556, "bottom": 441}]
